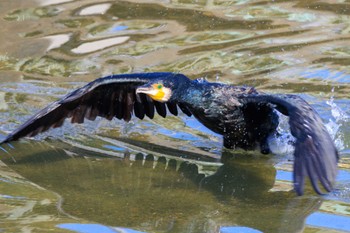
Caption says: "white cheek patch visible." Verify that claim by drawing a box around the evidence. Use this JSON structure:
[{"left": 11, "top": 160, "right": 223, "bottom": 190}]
[{"left": 162, "top": 87, "right": 172, "bottom": 102}]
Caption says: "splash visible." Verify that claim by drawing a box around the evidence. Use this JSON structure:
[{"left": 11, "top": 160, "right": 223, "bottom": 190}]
[
  {"left": 268, "top": 92, "right": 349, "bottom": 155},
  {"left": 267, "top": 111, "right": 295, "bottom": 156},
  {"left": 325, "top": 88, "right": 349, "bottom": 150}
]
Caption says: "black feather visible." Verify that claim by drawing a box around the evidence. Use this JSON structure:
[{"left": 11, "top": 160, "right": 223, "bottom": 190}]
[
  {"left": 115, "top": 89, "right": 124, "bottom": 120},
  {"left": 123, "top": 91, "right": 134, "bottom": 122},
  {"left": 178, "top": 103, "right": 192, "bottom": 116},
  {"left": 155, "top": 102, "right": 167, "bottom": 118},
  {"left": 134, "top": 93, "right": 145, "bottom": 119},
  {"left": 71, "top": 105, "right": 87, "bottom": 124},
  {"left": 142, "top": 94, "right": 155, "bottom": 119},
  {"left": 167, "top": 102, "right": 178, "bottom": 116}
]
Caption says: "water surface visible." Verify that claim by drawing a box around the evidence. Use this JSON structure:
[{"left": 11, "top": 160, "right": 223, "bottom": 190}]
[{"left": 0, "top": 0, "right": 350, "bottom": 232}]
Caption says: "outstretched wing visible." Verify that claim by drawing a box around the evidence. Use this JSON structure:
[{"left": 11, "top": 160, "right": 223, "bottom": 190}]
[
  {"left": 239, "top": 93, "right": 338, "bottom": 195},
  {"left": 1, "top": 72, "right": 192, "bottom": 144}
]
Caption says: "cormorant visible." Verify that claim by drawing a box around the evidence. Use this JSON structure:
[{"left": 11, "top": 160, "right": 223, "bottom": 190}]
[{"left": 0, "top": 72, "right": 338, "bottom": 195}]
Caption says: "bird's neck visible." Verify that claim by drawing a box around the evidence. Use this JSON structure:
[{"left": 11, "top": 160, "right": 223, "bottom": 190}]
[{"left": 176, "top": 81, "right": 215, "bottom": 106}]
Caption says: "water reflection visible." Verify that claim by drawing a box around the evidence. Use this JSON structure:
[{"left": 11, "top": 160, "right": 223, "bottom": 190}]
[
  {"left": 306, "top": 212, "right": 350, "bottom": 232},
  {"left": 78, "top": 3, "right": 111, "bottom": 16},
  {"left": 71, "top": 36, "right": 130, "bottom": 54},
  {"left": 106, "top": 1, "right": 284, "bottom": 32},
  {"left": 58, "top": 223, "right": 145, "bottom": 233},
  {"left": 1, "top": 141, "right": 323, "bottom": 233},
  {"left": 301, "top": 68, "right": 350, "bottom": 83}
]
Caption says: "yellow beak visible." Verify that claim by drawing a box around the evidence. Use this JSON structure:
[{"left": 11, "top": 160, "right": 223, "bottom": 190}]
[{"left": 136, "top": 86, "right": 166, "bottom": 102}]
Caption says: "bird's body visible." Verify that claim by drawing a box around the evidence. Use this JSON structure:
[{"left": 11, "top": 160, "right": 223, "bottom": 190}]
[
  {"left": 172, "top": 79, "right": 277, "bottom": 152},
  {"left": 0, "top": 72, "right": 338, "bottom": 195}
]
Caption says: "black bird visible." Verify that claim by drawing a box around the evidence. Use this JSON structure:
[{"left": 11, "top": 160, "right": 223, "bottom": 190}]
[{"left": 0, "top": 72, "right": 338, "bottom": 195}]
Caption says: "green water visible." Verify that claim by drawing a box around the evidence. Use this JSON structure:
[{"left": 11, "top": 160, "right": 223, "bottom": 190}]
[{"left": 0, "top": 0, "right": 350, "bottom": 232}]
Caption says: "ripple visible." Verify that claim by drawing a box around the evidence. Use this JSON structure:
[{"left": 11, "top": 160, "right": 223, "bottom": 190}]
[
  {"left": 220, "top": 226, "right": 262, "bottom": 233},
  {"left": 306, "top": 212, "right": 350, "bottom": 232},
  {"left": 301, "top": 68, "right": 350, "bottom": 83},
  {"left": 37, "top": 0, "right": 74, "bottom": 6},
  {"left": 43, "top": 34, "right": 71, "bottom": 51},
  {"left": 0, "top": 92, "right": 8, "bottom": 110},
  {"left": 78, "top": 3, "right": 112, "bottom": 16},
  {"left": 71, "top": 36, "right": 129, "bottom": 54},
  {"left": 58, "top": 223, "right": 145, "bottom": 233}
]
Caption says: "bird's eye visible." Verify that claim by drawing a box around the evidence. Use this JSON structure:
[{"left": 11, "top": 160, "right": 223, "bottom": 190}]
[{"left": 157, "top": 84, "right": 163, "bottom": 89}]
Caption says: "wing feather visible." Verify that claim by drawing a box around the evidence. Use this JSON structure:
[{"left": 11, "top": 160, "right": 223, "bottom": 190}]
[
  {"left": 134, "top": 93, "right": 145, "bottom": 119},
  {"left": 155, "top": 102, "right": 167, "bottom": 118},
  {"left": 142, "top": 94, "right": 155, "bottom": 119},
  {"left": 239, "top": 93, "right": 338, "bottom": 195},
  {"left": 71, "top": 105, "right": 87, "bottom": 123},
  {"left": 178, "top": 103, "right": 192, "bottom": 117},
  {"left": 0, "top": 73, "right": 193, "bottom": 144},
  {"left": 167, "top": 102, "right": 178, "bottom": 116},
  {"left": 115, "top": 88, "right": 124, "bottom": 120},
  {"left": 124, "top": 91, "right": 134, "bottom": 122}
]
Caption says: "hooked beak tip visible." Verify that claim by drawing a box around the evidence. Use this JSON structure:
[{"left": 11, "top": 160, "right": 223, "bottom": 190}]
[{"left": 135, "top": 87, "right": 149, "bottom": 94}]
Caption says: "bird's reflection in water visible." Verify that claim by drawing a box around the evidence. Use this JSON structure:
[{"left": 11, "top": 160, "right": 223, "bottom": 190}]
[
  {"left": 199, "top": 151, "right": 276, "bottom": 200},
  {"left": 201, "top": 151, "right": 322, "bottom": 233},
  {"left": 1, "top": 141, "right": 322, "bottom": 233}
]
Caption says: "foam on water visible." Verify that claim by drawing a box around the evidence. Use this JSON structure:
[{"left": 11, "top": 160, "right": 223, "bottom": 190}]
[
  {"left": 326, "top": 89, "right": 349, "bottom": 151},
  {"left": 268, "top": 111, "right": 295, "bottom": 156}
]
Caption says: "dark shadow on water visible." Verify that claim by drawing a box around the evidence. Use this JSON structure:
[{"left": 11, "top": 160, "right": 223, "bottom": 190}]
[{"left": 0, "top": 141, "right": 322, "bottom": 233}]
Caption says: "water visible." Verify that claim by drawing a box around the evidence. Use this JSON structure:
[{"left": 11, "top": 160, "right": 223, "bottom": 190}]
[{"left": 0, "top": 0, "right": 350, "bottom": 232}]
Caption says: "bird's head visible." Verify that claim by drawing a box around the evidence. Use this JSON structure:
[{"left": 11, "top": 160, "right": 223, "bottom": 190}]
[
  {"left": 135, "top": 73, "right": 191, "bottom": 102},
  {"left": 136, "top": 82, "right": 173, "bottom": 102}
]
